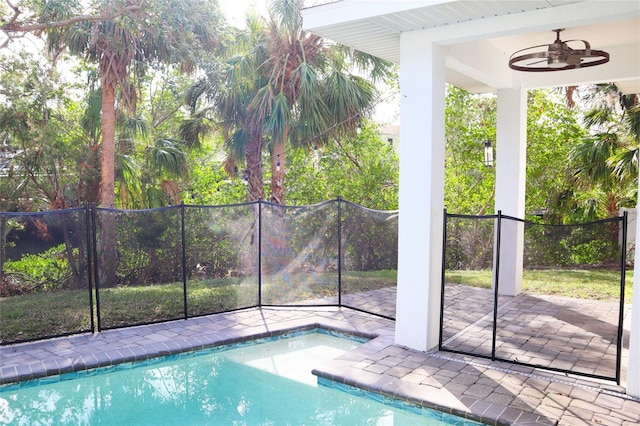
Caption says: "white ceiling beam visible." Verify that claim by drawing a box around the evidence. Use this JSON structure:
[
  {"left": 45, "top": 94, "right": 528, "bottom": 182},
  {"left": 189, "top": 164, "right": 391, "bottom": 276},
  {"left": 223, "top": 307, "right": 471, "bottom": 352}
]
[{"left": 445, "top": 40, "right": 513, "bottom": 91}]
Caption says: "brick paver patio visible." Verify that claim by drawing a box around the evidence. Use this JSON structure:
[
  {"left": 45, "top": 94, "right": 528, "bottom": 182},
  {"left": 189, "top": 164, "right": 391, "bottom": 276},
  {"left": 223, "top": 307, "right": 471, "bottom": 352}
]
[{"left": 1, "top": 285, "right": 638, "bottom": 425}]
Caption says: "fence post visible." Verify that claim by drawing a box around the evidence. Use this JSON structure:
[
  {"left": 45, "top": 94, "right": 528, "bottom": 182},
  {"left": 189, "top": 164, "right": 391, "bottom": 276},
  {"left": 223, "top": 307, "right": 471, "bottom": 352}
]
[
  {"left": 86, "top": 204, "right": 95, "bottom": 333},
  {"left": 616, "top": 211, "right": 628, "bottom": 384},
  {"left": 439, "top": 208, "right": 448, "bottom": 350},
  {"left": 0, "top": 214, "right": 5, "bottom": 283},
  {"left": 181, "top": 202, "right": 188, "bottom": 320},
  {"left": 92, "top": 204, "right": 103, "bottom": 332},
  {"left": 258, "top": 198, "right": 262, "bottom": 307},
  {"left": 337, "top": 196, "right": 342, "bottom": 307},
  {"left": 491, "top": 210, "right": 502, "bottom": 361}
]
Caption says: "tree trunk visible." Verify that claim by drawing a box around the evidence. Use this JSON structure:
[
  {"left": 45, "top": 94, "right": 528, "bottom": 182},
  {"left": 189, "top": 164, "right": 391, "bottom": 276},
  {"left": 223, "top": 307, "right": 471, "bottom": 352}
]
[
  {"left": 270, "top": 132, "right": 287, "bottom": 204},
  {"left": 246, "top": 130, "right": 264, "bottom": 202},
  {"left": 59, "top": 213, "right": 87, "bottom": 289},
  {"left": 98, "top": 78, "right": 118, "bottom": 287},
  {"left": 265, "top": 133, "right": 290, "bottom": 280},
  {"left": 100, "top": 81, "right": 117, "bottom": 208}
]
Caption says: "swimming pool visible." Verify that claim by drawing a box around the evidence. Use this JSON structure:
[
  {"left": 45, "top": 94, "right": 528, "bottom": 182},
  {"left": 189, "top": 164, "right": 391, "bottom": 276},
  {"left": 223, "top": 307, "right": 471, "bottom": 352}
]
[{"left": 0, "top": 331, "right": 479, "bottom": 425}]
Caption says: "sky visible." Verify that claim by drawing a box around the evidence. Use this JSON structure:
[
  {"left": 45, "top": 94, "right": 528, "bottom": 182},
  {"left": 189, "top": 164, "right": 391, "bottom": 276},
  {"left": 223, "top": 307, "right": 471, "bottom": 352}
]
[{"left": 219, "top": 0, "right": 268, "bottom": 28}]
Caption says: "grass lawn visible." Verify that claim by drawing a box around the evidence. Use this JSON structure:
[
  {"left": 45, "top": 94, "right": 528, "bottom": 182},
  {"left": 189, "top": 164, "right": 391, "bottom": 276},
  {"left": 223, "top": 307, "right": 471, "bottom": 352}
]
[
  {"left": 0, "top": 278, "right": 259, "bottom": 344},
  {"left": 445, "top": 268, "right": 634, "bottom": 302},
  {"left": 1, "top": 268, "right": 631, "bottom": 344}
]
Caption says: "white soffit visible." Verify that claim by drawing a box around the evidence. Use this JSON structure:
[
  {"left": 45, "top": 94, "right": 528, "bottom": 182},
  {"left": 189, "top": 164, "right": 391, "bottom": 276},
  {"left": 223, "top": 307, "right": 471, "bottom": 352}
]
[{"left": 302, "top": 0, "right": 640, "bottom": 94}]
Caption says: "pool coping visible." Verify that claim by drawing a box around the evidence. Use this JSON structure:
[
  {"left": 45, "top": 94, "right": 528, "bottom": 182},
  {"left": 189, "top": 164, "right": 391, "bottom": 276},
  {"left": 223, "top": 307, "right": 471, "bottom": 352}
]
[
  {"left": 1, "top": 307, "right": 639, "bottom": 425},
  {"left": 0, "top": 320, "right": 374, "bottom": 386}
]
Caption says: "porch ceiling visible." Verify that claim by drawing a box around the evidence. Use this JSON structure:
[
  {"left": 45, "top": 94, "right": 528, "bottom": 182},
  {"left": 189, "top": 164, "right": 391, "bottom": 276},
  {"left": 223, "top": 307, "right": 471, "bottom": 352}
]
[{"left": 302, "top": 0, "right": 640, "bottom": 94}]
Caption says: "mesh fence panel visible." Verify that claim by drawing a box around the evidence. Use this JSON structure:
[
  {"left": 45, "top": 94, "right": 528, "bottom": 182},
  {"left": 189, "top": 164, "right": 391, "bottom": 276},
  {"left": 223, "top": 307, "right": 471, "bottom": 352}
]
[
  {"left": 494, "top": 217, "right": 625, "bottom": 379},
  {"left": 441, "top": 214, "right": 495, "bottom": 356},
  {"left": 184, "top": 204, "right": 259, "bottom": 316},
  {"left": 260, "top": 201, "right": 339, "bottom": 306},
  {"left": 1, "top": 208, "right": 92, "bottom": 343},
  {"left": 341, "top": 202, "right": 398, "bottom": 319},
  {"left": 441, "top": 212, "right": 625, "bottom": 381},
  {"left": 95, "top": 206, "right": 183, "bottom": 329}
]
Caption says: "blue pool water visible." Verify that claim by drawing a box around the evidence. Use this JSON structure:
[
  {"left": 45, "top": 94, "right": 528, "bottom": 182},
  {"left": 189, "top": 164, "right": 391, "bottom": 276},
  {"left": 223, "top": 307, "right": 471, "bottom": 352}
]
[{"left": 0, "top": 332, "right": 478, "bottom": 425}]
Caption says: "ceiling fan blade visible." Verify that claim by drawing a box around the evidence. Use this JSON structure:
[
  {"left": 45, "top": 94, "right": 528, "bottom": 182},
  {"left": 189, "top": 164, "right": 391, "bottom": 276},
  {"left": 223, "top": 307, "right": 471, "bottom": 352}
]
[
  {"left": 526, "top": 58, "right": 548, "bottom": 66},
  {"left": 509, "top": 43, "right": 552, "bottom": 58}
]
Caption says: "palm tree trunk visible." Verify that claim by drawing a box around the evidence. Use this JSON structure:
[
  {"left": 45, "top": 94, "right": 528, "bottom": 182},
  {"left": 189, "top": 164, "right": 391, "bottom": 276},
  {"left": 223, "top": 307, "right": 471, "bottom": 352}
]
[
  {"left": 270, "top": 132, "right": 287, "bottom": 204},
  {"left": 98, "top": 77, "right": 118, "bottom": 287},
  {"left": 266, "top": 134, "right": 289, "bottom": 278},
  {"left": 100, "top": 80, "right": 117, "bottom": 208},
  {"left": 246, "top": 130, "right": 264, "bottom": 202}
]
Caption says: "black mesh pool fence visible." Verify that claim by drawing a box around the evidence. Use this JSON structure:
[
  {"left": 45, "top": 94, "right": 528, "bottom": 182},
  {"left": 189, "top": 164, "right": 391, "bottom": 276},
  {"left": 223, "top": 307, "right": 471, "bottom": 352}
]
[{"left": 1, "top": 199, "right": 399, "bottom": 344}]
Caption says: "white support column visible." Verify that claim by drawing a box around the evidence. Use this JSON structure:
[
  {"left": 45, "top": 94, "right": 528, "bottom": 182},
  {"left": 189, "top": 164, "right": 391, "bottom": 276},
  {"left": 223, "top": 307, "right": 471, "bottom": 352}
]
[
  {"left": 627, "top": 168, "right": 640, "bottom": 397},
  {"left": 395, "top": 31, "right": 446, "bottom": 352},
  {"left": 495, "top": 88, "right": 527, "bottom": 296}
]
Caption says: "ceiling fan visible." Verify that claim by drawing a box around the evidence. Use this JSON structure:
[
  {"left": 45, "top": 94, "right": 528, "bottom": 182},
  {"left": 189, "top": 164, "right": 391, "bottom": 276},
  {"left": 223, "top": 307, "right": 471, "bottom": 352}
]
[{"left": 508, "top": 29, "right": 610, "bottom": 72}]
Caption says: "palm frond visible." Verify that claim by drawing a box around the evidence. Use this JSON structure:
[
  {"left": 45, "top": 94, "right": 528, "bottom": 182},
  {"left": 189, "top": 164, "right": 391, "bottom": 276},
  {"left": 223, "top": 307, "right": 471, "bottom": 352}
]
[
  {"left": 583, "top": 107, "right": 615, "bottom": 130},
  {"left": 323, "top": 71, "right": 377, "bottom": 136},
  {"left": 291, "top": 62, "right": 329, "bottom": 144},
  {"left": 570, "top": 134, "right": 618, "bottom": 185},
  {"left": 264, "top": 92, "right": 292, "bottom": 145},
  {"left": 609, "top": 147, "right": 639, "bottom": 183},
  {"left": 249, "top": 83, "right": 275, "bottom": 126},
  {"left": 115, "top": 153, "right": 142, "bottom": 206},
  {"left": 149, "top": 138, "right": 188, "bottom": 179},
  {"left": 227, "top": 129, "right": 249, "bottom": 163},
  {"left": 80, "top": 87, "right": 102, "bottom": 140},
  {"left": 622, "top": 102, "right": 640, "bottom": 143},
  {"left": 179, "top": 114, "right": 214, "bottom": 149},
  {"left": 118, "top": 115, "right": 148, "bottom": 139},
  {"left": 269, "top": 0, "right": 303, "bottom": 36}
]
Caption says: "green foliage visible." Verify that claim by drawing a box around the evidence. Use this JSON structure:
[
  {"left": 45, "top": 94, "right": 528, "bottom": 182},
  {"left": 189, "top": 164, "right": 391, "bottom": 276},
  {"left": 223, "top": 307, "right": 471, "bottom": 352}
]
[
  {"left": 182, "top": 205, "right": 255, "bottom": 280},
  {"left": 565, "top": 84, "right": 639, "bottom": 220},
  {"left": 4, "top": 244, "right": 72, "bottom": 292},
  {"left": 342, "top": 205, "right": 398, "bottom": 271},
  {"left": 185, "top": 141, "right": 248, "bottom": 206},
  {"left": 444, "top": 86, "right": 496, "bottom": 215},
  {"left": 444, "top": 87, "right": 588, "bottom": 221},
  {"left": 285, "top": 120, "right": 399, "bottom": 210},
  {"left": 526, "top": 90, "right": 585, "bottom": 221},
  {"left": 523, "top": 220, "right": 620, "bottom": 267},
  {"left": 0, "top": 51, "right": 98, "bottom": 210},
  {"left": 113, "top": 68, "right": 210, "bottom": 209},
  {"left": 111, "top": 209, "right": 182, "bottom": 285},
  {"left": 185, "top": 0, "right": 395, "bottom": 204}
]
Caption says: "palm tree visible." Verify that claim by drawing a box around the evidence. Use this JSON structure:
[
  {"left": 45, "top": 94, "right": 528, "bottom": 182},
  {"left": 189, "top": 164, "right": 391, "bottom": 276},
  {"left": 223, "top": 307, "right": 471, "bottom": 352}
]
[
  {"left": 186, "top": 0, "right": 394, "bottom": 204},
  {"left": 40, "top": 0, "right": 221, "bottom": 286},
  {"left": 184, "top": 13, "right": 269, "bottom": 202},
  {"left": 45, "top": 0, "right": 221, "bottom": 208},
  {"left": 254, "top": 0, "right": 391, "bottom": 204},
  {"left": 569, "top": 84, "right": 639, "bottom": 218}
]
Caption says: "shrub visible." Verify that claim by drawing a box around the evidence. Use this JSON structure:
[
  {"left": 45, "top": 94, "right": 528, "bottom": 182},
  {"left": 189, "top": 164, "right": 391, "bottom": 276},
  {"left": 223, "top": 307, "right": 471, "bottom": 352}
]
[{"left": 3, "top": 244, "right": 72, "bottom": 293}]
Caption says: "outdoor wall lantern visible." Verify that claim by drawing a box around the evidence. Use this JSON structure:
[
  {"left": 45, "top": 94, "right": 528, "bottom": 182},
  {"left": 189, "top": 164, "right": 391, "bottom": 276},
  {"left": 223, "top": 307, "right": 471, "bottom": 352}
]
[{"left": 484, "top": 140, "right": 494, "bottom": 167}]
